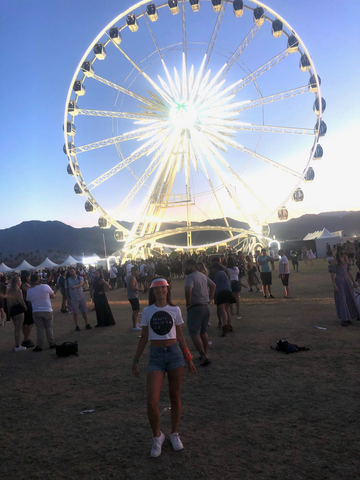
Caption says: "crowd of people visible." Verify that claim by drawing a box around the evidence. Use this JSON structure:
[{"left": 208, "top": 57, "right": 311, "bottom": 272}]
[{"left": 1, "top": 239, "right": 360, "bottom": 457}]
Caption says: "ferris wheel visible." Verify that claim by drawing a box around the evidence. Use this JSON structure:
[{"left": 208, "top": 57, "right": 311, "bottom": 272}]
[{"left": 64, "top": 0, "right": 326, "bottom": 258}]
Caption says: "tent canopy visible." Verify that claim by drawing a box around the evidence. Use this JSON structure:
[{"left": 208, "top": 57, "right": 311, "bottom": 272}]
[
  {"left": 0, "top": 263, "right": 14, "bottom": 273},
  {"left": 58, "top": 255, "right": 78, "bottom": 267},
  {"left": 303, "top": 228, "right": 336, "bottom": 241},
  {"left": 35, "top": 257, "right": 59, "bottom": 270},
  {"left": 13, "top": 259, "right": 35, "bottom": 271}
]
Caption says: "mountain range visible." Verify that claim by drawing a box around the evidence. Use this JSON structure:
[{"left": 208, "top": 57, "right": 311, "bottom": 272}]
[{"left": 0, "top": 211, "right": 359, "bottom": 265}]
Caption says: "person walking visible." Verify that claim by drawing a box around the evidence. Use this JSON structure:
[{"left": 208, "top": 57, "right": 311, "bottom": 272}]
[
  {"left": 184, "top": 258, "right": 215, "bottom": 366},
  {"left": 132, "top": 277, "right": 196, "bottom": 458},
  {"left": 245, "top": 255, "right": 261, "bottom": 293},
  {"left": 278, "top": 249, "right": 290, "bottom": 299},
  {"left": 26, "top": 274, "right": 56, "bottom": 352},
  {"left": 67, "top": 267, "right": 92, "bottom": 331},
  {"left": 213, "top": 263, "right": 236, "bottom": 337},
  {"left": 127, "top": 266, "right": 142, "bottom": 331},
  {"left": 109, "top": 263, "right": 118, "bottom": 290},
  {"left": 93, "top": 269, "right": 115, "bottom": 327},
  {"left": 7, "top": 276, "right": 27, "bottom": 352},
  {"left": 257, "top": 248, "right": 275, "bottom": 299},
  {"left": 329, "top": 251, "right": 359, "bottom": 327},
  {"left": 227, "top": 256, "right": 241, "bottom": 318}
]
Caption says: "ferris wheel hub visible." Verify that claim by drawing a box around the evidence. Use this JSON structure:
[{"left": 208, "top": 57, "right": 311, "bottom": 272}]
[{"left": 170, "top": 101, "right": 197, "bottom": 130}]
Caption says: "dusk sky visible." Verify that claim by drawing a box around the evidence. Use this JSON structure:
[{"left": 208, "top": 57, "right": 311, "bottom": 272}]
[{"left": 2, "top": 0, "right": 359, "bottom": 231}]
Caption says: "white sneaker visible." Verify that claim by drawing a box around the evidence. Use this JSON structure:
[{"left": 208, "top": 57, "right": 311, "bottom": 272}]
[
  {"left": 14, "top": 346, "right": 27, "bottom": 352},
  {"left": 132, "top": 326, "right": 142, "bottom": 331},
  {"left": 237, "top": 316, "right": 242, "bottom": 319},
  {"left": 150, "top": 431, "right": 165, "bottom": 458},
  {"left": 170, "top": 432, "right": 184, "bottom": 451},
  {"left": 136, "top": 323, "right": 142, "bottom": 328}
]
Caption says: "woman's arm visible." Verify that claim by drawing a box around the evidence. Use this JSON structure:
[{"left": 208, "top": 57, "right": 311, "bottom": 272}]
[
  {"left": 176, "top": 325, "right": 196, "bottom": 374},
  {"left": 17, "top": 289, "right": 27, "bottom": 309},
  {"left": 101, "top": 279, "right": 111, "bottom": 290},
  {"left": 132, "top": 326, "right": 149, "bottom": 377}
]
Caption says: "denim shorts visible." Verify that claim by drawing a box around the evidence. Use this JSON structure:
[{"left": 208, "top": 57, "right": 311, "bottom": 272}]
[
  {"left": 187, "top": 305, "right": 210, "bottom": 336},
  {"left": 147, "top": 342, "right": 185, "bottom": 373}
]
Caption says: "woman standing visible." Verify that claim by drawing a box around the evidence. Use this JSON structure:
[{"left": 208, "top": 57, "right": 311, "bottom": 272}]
[
  {"left": 0, "top": 275, "right": 6, "bottom": 326},
  {"left": 213, "top": 263, "right": 236, "bottom": 336},
  {"left": 308, "top": 249, "right": 316, "bottom": 266},
  {"left": 245, "top": 255, "right": 261, "bottom": 293},
  {"left": 7, "top": 276, "right": 27, "bottom": 351},
  {"left": 227, "top": 257, "right": 241, "bottom": 318},
  {"left": 132, "top": 277, "right": 196, "bottom": 458},
  {"left": 93, "top": 269, "right": 115, "bottom": 327},
  {"left": 329, "top": 251, "right": 359, "bottom": 326},
  {"left": 20, "top": 271, "right": 34, "bottom": 348}
]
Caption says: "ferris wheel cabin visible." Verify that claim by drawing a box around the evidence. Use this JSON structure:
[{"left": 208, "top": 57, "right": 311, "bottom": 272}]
[
  {"left": 114, "top": 230, "right": 124, "bottom": 242},
  {"left": 127, "top": 14, "right": 139, "bottom": 31},
  {"left": 233, "top": 0, "right": 244, "bottom": 17},
  {"left": 309, "top": 74, "right": 321, "bottom": 92},
  {"left": 292, "top": 188, "right": 304, "bottom": 202},
  {"left": 63, "top": 122, "right": 76, "bottom": 136},
  {"left": 299, "top": 54, "right": 311, "bottom": 72},
  {"left": 168, "top": 0, "right": 179, "bottom": 15},
  {"left": 304, "top": 167, "right": 315, "bottom": 182},
  {"left": 109, "top": 27, "right": 122, "bottom": 44},
  {"left": 63, "top": 142, "right": 76, "bottom": 157},
  {"left": 313, "top": 97, "right": 326, "bottom": 115},
  {"left": 94, "top": 43, "right": 106, "bottom": 60},
  {"left": 68, "top": 100, "right": 79, "bottom": 115},
  {"left": 73, "top": 80, "right": 85, "bottom": 96},
  {"left": 98, "top": 217, "right": 110, "bottom": 229},
  {"left": 272, "top": 19, "right": 283, "bottom": 37},
  {"left": 253, "top": 7, "right": 265, "bottom": 26},
  {"left": 278, "top": 207, "right": 289, "bottom": 221},
  {"left": 287, "top": 35, "right": 299, "bottom": 53},
  {"left": 84, "top": 201, "right": 94, "bottom": 212},
  {"left": 189, "top": 0, "right": 200, "bottom": 12},
  {"left": 146, "top": 4, "right": 158, "bottom": 21},
  {"left": 67, "top": 163, "right": 80, "bottom": 176},
  {"left": 211, "top": 0, "right": 222, "bottom": 13},
  {"left": 315, "top": 120, "right": 327, "bottom": 137},
  {"left": 312, "top": 144, "right": 323, "bottom": 160},
  {"left": 74, "top": 183, "right": 84, "bottom": 195},
  {"left": 81, "top": 61, "right": 94, "bottom": 76}
]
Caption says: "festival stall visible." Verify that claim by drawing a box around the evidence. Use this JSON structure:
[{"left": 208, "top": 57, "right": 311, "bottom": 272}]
[
  {"left": 35, "top": 257, "right": 59, "bottom": 270},
  {"left": 13, "top": 259, "right": 35, "bottom": 271},
  {"left": 0, "top": 263, "right": 14, "bottom": 273},
  {"left": 58, "top": 255, "right": 78, "bottom": 267},
  {"left": 303, "top": 228, "right": 341, "bottom": 257}
]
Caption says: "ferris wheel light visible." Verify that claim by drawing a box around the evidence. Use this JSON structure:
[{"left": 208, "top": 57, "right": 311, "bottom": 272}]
[{"left": 170, "top": 102, "right": 197, "bottom": 129}]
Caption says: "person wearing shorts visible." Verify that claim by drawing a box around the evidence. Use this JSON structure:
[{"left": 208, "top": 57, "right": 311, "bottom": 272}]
[
  {"left": 257, "top": 249, "right": 275, "bottom": 299},
  {"left": 132, "top": 277, "right": 196, "bottom": 458},
  {"left": 127, "top": 266, "right": 142, "bottom": 331},
  {"left": 184, "top": 259, "right": 215, "bottom": 366},
  {"left": 278, "top": 249, "right": 290, "bottom": 299},
  {"left": 67, "top": 268, "right": 92, "bottom": 331}
]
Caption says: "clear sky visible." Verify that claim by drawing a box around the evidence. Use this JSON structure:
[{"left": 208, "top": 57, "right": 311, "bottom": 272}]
[{"left": 1, "top": 0, "right": 359, "bottom": 231}]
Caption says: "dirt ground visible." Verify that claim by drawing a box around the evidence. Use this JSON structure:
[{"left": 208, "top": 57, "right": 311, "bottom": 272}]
[{"left": 1, "top": 259, "right": 360, "bottom": 480}]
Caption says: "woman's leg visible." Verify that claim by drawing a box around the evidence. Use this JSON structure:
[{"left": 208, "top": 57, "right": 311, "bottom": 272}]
[
  {"left": 217, "top": 304, "right": 228, "bottom": 326},
  {"left": 167, "top": 367, "right": 184, "bottom": 434},
  {"left": 12, "top": 314, "right": 24, "bottom": 347},
  {"left": 234, "top": 292, "right": 240, "bottom": 314},
  {"left": 146, "top": 371, "right": 165, "bottom": 437},
  {"left": 225, "top": 304, "right": 232, "bottom": 325}
]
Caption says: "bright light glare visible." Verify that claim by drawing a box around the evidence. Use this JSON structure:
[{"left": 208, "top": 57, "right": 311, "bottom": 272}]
[{"left": 170, "top": 102, "right": 197, "bottom": 129}]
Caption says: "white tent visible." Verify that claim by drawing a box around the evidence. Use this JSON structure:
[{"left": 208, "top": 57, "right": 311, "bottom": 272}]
[
  {"left": 0, "top": 263, "right": 14, "bottom": 273},
  {"left": 13, "top": 259, "right": 35, "bottom": 271},
  {"left": 35, "top": 257, "right": 59, "bottom": 270},
  {"left": 303, "top": 228, "right": 341, "bottom": 257},
  {"left": 58, "top": 255, "right": 78, "bottom": 267}
]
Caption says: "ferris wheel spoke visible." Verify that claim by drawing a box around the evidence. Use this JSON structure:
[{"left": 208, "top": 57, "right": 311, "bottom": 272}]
[
  {"left": 89, "top": 73, "right": 159, "bottom": 109},
  {"left": 227, "top": 140, "right": 302, "bottom": 179},
  {"left": 232, "top": 49, "right": 291, "bottom": 95},
  {"left": 227, "top": 85, "right": 311, "bottom": 113},
  {"left": 111, "top": 43, "right": 173, "bottom": 105},
  {"left": 220, "top": 23, "right": 261, "bottom": 80},
  {"left": 204, "top": 1, "right": 227, "bottom": 73},
  {"left": 87, "top": 135, "right": 167, "bottom": 190},
  {"left": 192, "top": 130, "right": 254, "bottom": 228},
  {"left": 141, "top": 5, "right": 163, "bottom": 60},
  {"left": 73, "top": 125, "right": 164, "bottom": 154},
  {"left": 232, "top": 123, "right": 316, "bottom": 136},
  {"left": 76, "top": 108, "right": 164, "bottom": 121},
  {"left": 192, "top": 143, "right": 233, "bottom": 235}
]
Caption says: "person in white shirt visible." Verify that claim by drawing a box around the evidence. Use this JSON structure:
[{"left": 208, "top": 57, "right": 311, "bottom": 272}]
[
  {"left": 109, "top": 263, "right": 118, "bottom": 290},
  {"left": 26, "top": 274, "right": 56, "bottom": 352},
  {"left": 278, "top": 249, "right": 290, "bottom": 299},
  {"left": 132, "top": 277, "right": 196, "bottom": 458},
  {"left": 269, "top": 248, "right": 275, "bottom": 271}
]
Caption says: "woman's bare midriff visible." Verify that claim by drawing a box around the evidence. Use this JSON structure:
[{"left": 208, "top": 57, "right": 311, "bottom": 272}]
[{"left": 150, "top": 338, "right": 177, "bottom": 348}]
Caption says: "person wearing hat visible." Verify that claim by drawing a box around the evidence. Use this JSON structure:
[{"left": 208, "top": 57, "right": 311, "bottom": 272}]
[{"left": 132, "top": 277, "right": 196, "bottom": 458}]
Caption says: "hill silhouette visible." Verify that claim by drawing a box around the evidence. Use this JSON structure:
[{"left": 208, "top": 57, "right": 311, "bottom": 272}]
[{"left": 0, "top": 211, "right": 359, "bottom": 265}]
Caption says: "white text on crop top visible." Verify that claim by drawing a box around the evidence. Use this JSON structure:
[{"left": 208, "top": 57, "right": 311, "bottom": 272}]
[{"left": 141, "top": 304, "right": 184, "bottom": 341}]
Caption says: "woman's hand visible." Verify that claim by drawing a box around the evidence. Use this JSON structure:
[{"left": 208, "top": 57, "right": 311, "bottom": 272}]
[
  {"left": 334, "top": 285, "right": 339, "bottom": 292},
  {"left": 132, "top": 363, "right": 140, "bottom": 378},
  {"left": 187, "top": 360, "right": 196, "bottom": 375}
]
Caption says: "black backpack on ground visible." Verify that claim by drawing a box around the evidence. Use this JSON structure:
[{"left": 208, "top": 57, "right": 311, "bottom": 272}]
[{"left": 56, "top": 342, "right": 78, "bottom": 357}]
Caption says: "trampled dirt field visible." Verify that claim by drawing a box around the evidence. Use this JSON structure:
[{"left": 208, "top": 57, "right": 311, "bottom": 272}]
[{"left": 1, "top": 259, "right": 360, "bottom": 480}]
